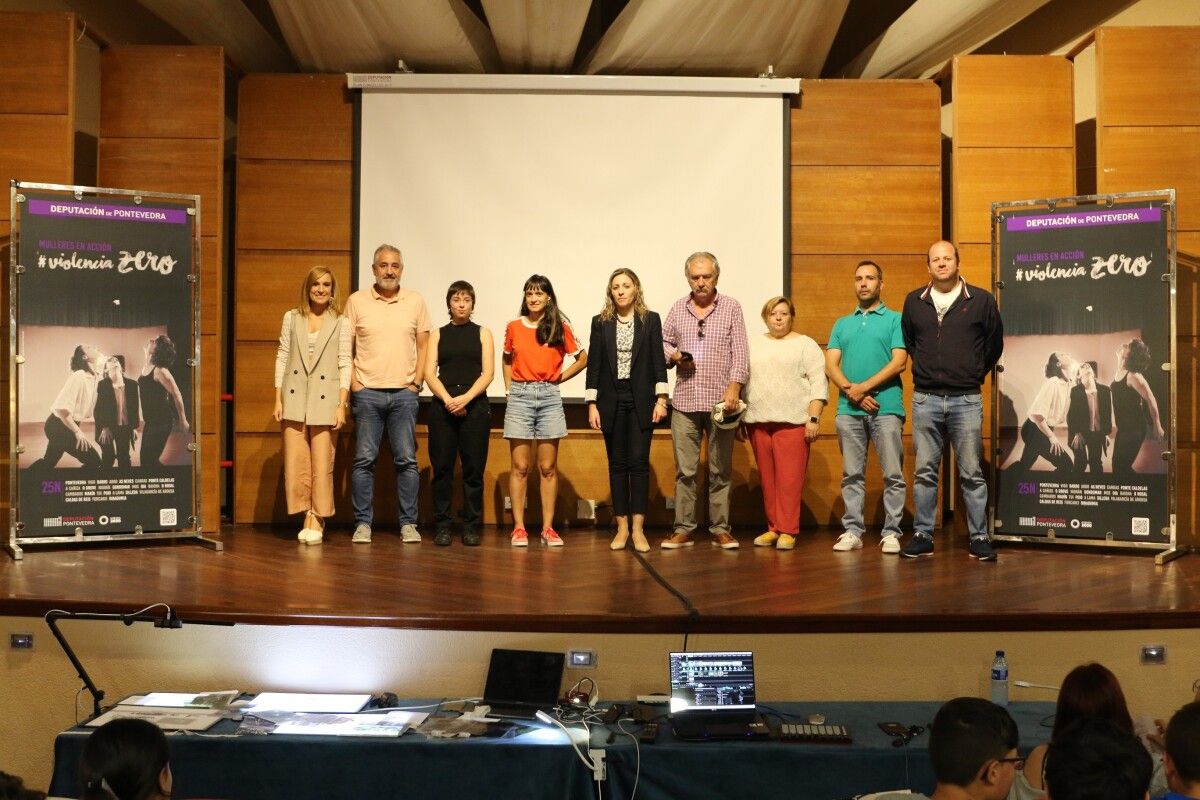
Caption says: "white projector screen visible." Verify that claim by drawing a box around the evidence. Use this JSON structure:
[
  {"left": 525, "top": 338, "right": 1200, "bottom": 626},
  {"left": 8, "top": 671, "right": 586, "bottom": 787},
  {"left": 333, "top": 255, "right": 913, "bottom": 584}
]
[{"left": 356, "top": 76, "right": 793, "bottom": 399}]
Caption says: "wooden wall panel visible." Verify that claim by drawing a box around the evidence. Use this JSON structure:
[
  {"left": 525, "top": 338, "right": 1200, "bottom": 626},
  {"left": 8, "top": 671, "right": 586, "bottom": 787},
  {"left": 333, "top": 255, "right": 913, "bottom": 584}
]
[
  {"left": 791, "top": 81, "right": 940, "bottom": 166},
  {"left": 100, "top": 46, "right": 225, "bottom": 533},
  {"left": 238, "top": 75, "right": 353, "bottom": 161},
  {"left": 792, "top": 166, "right": 940, "bottom": 254},
  {"left": 97, "top": 138, "right": 223, "bottom": 237},
  {"left": 954, "top": 56, "right": 1074, "bottom": 148},
  {"left": 0, "top": 12, "right": 73, "bottom": 114},
  {"left": 1096, "top": 29, "right": 1200, "bottom": 548},
  {"left": 789, "top": 253, "right": 930, "bottom": 345},
  {"left": 1096, "top": 27, "right": 1200, "bottom": 128},
  {"left": 0, "top": 114, "right": 74, "bottom": 186},
  {"left": 100, "top": 47, "right": 224, "bottom": 140},
  {"left": 234, "top": 252, "right": 352, "bottom": 341},
  {"left": 235, "top": 161, "right": 353, "bottom": 251},
  {"left": 950, "top": 55, "right": 1075, "bottom": 248}
]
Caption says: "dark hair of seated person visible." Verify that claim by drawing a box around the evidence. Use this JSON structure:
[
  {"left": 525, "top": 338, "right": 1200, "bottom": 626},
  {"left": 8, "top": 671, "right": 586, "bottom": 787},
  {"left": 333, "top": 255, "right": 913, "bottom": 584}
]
[
  {"left": 1044, "top": 717, "right": 1152, "bottom": 800},
  {"left": 928, "top": 696, "right": 1019, "bottom": 787},
  {"left": 1166, "top": 701, "right": 1200, "bottom": 789},
  {"left": 78, "top": 718, "right": 171, "bottom": 800},
  {"left": 1051, "top": 662, "right": 1134, "bottom": 741},
  {"left": 0, "top": 770, "right": 47, "bottom": 800}
]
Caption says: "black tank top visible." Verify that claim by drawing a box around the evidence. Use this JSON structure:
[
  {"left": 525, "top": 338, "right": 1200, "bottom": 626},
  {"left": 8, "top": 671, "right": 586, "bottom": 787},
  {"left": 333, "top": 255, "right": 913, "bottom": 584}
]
[{"left": 437, "top": 321, "right": 482, "bottom": 386}]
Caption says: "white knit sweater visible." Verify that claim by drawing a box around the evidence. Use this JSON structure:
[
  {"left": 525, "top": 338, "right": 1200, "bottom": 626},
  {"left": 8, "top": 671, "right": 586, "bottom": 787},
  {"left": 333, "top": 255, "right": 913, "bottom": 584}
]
[{"left": 742, "top": 333, "right": 828, "bottom": 425}]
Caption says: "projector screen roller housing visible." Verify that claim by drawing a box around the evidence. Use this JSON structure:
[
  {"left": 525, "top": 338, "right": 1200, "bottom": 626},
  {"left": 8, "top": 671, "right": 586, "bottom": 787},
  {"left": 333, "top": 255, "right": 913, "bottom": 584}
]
[{"left": 355, "top": 76, "right": 794, "bottom": 399}]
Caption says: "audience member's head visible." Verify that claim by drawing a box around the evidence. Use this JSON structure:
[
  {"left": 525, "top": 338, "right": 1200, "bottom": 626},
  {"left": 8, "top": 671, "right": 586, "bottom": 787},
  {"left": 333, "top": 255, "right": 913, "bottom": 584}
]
[
  {"left": 78, "top": 718, "right": 172, "bottom": 800},
  {"left": 1045, "top": 717, "right": 1151, "bottom": 800},
  {"left": 1165, "top": 701, "right": 1200, "bottom": 798},
  {"left": 0, "top": 771, "right": 46, "bottom": 800},
  {"left": 1052, "top": 662, "right": 1134, "bottom": 741},
  {"left": 928, "top": 697, "right": 1020, "bottom": 799}
]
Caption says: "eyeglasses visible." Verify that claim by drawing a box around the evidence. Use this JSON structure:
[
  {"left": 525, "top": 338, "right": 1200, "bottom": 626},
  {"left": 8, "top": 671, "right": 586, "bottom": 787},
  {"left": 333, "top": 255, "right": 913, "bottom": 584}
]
[{"left": 697, "top": 318, "right": 705, "bottom": 339}]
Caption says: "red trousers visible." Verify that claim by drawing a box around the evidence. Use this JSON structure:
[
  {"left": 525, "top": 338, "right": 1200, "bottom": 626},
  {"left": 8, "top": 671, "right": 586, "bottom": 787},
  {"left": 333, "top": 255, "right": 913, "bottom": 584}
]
[{"left": 747, "top": 422, "right": 810, "bottom": 535}]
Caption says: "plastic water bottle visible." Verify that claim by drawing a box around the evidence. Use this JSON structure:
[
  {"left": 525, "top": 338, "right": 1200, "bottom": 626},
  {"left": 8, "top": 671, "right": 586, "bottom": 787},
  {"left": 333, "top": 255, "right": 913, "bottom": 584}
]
[{"left": 990, "top": 650, "right": 1009, "bottom": 707}]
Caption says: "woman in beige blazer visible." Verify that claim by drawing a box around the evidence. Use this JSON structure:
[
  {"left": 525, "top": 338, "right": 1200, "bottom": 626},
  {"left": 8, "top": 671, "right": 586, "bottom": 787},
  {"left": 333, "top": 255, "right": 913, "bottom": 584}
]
[{"left": 273, "top": 266, "right": 351, "bottom": 544}]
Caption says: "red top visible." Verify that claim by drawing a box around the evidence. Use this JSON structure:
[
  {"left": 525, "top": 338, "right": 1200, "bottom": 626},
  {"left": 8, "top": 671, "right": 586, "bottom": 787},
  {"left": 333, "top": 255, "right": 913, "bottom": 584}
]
[{"left": 504, "top": 318, "right": 579, "bottom": 382}]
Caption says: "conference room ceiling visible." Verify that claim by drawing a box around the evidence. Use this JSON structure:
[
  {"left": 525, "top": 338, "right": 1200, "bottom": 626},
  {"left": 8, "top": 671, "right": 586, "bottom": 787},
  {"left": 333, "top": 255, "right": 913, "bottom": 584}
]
[{"left": 6, "top": 0, "right": 1147, "bottom": 78}]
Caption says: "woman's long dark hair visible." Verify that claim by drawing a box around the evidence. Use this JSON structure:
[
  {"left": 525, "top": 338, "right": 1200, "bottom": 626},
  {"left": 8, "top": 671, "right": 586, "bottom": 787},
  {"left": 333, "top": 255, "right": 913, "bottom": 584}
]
[
  {"left": 79, "top": 718, "right": 169, "bottom": 800},
  {"left": 1051, "top": 662, "right": 1134, "bottom": 741},
  {"left": 518, "top": 274, "right": 569, "bottom": 348},
  {"left": 70, "top": 345, "right": 92, "bottom": 372}
]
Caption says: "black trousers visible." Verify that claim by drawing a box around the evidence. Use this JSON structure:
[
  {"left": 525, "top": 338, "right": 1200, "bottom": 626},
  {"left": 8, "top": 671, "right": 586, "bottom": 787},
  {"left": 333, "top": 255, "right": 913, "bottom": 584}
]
[
  {"left": 141, "top": 419, "right": 172, "bottom": 467},
  {"left": 1017, "top": 418, "right": 1074, "bottom": 472},
  {"left": 100, "top": 425, "right": 135, "bottom": 468},
  {"left": 1112, "top": 429, "right": 1145, "bottom": 474},
  {"left": 602, "top": 383, "right": 652, "bottom": 517},
  {"left": 428, "top": 388, "right": 491, "bottom": 529},
  {"left": 1071, "top": 431, "right": 1106, "bottom": 474},
  {"left": 33, "top": 414, "right": 100, "bottom": 469}
]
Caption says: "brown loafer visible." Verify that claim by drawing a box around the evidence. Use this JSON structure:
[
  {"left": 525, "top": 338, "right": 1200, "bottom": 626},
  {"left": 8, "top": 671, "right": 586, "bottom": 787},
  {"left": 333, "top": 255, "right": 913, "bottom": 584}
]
[
  {"left": 660, "top": 531, "right": 694, "bottom": 549},
  {"left": 712, "top": 531, "right": 739, "bottom": 550}
]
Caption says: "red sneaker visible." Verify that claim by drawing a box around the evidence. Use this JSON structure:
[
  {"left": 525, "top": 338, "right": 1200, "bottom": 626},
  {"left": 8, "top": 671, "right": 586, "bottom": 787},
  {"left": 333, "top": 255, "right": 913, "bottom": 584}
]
[
  {"left": 510, "top": 527, "right": 528, "bottom": 547},
  {"left": 541, "top": 528, "right": 564, "bottom": 547}
]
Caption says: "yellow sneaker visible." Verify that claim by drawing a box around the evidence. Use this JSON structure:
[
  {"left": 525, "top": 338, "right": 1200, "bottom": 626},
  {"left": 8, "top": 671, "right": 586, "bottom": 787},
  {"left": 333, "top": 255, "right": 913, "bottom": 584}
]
[
  {"left": 775, "top": 534, "right": 796, "bottom": 550},
  {"left": 753, "top": 531, "right": 778, "bottom": 547}
]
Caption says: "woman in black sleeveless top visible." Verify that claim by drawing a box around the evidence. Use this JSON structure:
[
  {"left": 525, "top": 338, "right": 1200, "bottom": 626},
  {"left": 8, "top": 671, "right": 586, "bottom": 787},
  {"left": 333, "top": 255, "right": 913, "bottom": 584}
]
[
  {"left": 425, "top": 280, "right": 495, "bottom": 545},
  {"left": 1110, "top": 337, "right": 1164, "bottom": 473},
  {"left": 138, "top": 335, "right": 190, "bottom": 467}
]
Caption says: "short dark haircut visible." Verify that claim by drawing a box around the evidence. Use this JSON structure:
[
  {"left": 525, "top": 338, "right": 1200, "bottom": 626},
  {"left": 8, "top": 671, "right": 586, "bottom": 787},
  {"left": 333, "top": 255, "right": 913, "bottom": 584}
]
[
  {"left": 70, "top": 345, "right": 91, "bottom": 372},
  {"left": 929, "top": 697, "right": 1019, "bottom": 787},
  {"left": 1052, "top": 662, "right": 1133, "bottom": 741},
  {"left": 79, "top": 718, "right": 169, "bottom": 800},
  {"left": 855, "top": 260, "right": 883, "bottom": 279},
  {"left": 1045, "top": 717, "right": 1151, "bottom": 800},
  {"left": 0, "top": 770, "right": 46, "bottom": 800},
  {"left": 445, "top": 280, "right": 476, "bottom": 309},
  {"left": 1166, "top": 701, "right": 1200, "bottom": 785},
  {"left": 150, "top": 335, "right": 177, "bottom": 368}
]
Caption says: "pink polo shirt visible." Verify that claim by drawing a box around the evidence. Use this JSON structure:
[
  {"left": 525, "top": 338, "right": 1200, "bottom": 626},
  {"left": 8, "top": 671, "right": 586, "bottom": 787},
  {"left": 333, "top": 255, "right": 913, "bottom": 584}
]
[{"left": 343, "top": 285, "right": 432, "bottom": 390}]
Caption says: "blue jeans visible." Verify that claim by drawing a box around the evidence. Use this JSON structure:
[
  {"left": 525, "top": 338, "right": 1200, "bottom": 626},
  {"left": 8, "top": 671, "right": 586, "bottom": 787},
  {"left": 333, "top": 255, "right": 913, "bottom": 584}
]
[
  {"left": 912, "top": 391, "right": 988, "bottom": 539},
  {"left": 352, "top": 388, "right": 419, "bottom": 526},
  {"left": 835, "top": 414, "right": 905, "bottom": 538}
]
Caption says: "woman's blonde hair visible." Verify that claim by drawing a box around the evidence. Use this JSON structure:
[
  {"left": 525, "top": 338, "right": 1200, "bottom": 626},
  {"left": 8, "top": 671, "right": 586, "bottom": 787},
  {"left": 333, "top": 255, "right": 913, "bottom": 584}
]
[
  {"left": 599, "top": 267, "right": 649, "bottom": 322},
  {"left": 297, "top": 265, "right": 342, "bottom": 316},
  {"left": 760, "top": 295, "right": 795, "bottom": 323}
]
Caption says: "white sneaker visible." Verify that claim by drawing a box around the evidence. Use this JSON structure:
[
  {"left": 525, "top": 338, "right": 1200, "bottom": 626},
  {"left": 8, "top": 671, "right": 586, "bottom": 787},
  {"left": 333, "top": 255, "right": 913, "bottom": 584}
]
[
  {"left": 400, "top": 524, "right": 422, "bottom": 544},
  {"left": 832, "top": 532, "right": 863, "bottom": 551},
  {"left": 352, "top": 523, "right": 372, "bottom": 543},
  {"left": 879, "top": 534, "right": 901, "bottom": 554}
]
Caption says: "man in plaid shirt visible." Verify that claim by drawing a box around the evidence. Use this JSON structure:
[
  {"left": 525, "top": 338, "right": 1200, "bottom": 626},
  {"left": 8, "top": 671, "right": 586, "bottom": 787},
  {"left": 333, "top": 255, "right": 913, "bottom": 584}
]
[{"left": 660, "top": 251, "right": 750, "bottom": 550}]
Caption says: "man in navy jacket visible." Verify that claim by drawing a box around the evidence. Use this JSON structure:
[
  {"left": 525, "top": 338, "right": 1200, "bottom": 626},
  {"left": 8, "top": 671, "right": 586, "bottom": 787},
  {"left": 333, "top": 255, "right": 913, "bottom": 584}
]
[{"left": 900, "top": 240, "right": 1004, "bottom": 561}]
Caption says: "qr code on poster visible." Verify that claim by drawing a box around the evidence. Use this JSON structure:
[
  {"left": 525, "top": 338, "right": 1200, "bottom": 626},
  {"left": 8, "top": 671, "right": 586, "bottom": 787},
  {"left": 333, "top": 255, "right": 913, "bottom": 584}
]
[
  {"left": 160, "top": 508, "right": 178, "bottom": 526},
  {"left": 1131, "top": 517, "right": 1150, "bottom": 536}
]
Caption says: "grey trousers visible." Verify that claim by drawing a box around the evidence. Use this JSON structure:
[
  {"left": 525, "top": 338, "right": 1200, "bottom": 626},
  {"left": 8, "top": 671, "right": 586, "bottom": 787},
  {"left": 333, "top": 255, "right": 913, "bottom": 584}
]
[{"left": 671, "top": 409, "right": 735, "bottom": 535}]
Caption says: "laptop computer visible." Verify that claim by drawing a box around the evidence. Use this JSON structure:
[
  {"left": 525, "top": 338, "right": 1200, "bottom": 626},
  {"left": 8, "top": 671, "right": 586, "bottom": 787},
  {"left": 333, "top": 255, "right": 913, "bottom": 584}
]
[
  {"left": 481, "top": 648, "right": 565, "bottom": 720},
  {"left": 668, "top": 650, "right": 768, "bottom": 741}
]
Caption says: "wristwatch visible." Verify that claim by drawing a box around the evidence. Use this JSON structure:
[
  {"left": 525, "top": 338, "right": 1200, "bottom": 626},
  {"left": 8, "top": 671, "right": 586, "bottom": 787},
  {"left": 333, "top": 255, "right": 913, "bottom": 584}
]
[{"left": 809, "top": 416, "right": 819, "bottom": 424}]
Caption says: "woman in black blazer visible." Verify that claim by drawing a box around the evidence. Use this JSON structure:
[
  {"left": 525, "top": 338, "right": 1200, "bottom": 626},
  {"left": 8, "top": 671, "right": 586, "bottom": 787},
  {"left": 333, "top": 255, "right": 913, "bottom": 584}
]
[{"left": 586, "top": 268, "right": 669, "bottom": 552}]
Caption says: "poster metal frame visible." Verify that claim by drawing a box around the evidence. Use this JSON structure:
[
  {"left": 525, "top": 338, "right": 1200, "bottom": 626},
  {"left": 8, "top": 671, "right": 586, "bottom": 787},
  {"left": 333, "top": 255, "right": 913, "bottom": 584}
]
[
  {"left": 989, "top": 189, "right": 1186, "bottom": 565},
  {"left": 5, "top": 180, "right": 221, "bottom": 560}
]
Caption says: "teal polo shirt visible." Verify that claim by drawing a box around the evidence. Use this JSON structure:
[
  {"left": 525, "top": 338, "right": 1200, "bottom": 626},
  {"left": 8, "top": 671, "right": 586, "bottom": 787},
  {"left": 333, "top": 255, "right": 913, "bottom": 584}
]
[{"left": 827, "top": 302, "right": 906, "bottom": 417}]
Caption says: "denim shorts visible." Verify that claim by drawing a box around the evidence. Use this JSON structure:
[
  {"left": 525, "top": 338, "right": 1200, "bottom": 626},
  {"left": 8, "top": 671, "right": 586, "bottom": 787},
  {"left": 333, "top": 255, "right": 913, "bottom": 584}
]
[{"left": 503, "top": 381, "right": 568, "bottom": 440}]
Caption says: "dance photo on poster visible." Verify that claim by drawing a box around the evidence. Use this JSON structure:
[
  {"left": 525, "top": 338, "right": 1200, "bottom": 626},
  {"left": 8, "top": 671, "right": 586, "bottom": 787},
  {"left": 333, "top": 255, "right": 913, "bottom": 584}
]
[
  {"left": 994, "top": 201, "right": 1171, "bottom": 545},
  {"left": 14, "top": 190, "right": 197, "bottom": 537}
]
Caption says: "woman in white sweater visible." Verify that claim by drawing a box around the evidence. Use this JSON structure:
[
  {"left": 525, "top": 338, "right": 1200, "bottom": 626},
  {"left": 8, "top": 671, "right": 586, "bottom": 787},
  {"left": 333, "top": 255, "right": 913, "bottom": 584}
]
[{"left": 742, "top": 296, "right": 828, "bottom": 550}]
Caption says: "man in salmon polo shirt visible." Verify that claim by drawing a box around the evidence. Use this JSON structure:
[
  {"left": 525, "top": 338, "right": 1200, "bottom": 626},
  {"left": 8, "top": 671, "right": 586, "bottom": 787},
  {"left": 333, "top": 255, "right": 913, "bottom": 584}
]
[
  {"left": 661, "top": 251, "right": 750, "bottom": 551},
  {"left": 342, "top": 244, "right": 432, "bottom": 544}
]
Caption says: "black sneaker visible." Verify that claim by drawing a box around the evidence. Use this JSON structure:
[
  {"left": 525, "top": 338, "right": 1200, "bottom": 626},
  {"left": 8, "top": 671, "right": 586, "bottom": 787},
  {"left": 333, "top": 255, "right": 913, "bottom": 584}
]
[
  {"left": 462, "top": 527, "right": 481, "bottom": 547},
  {"left": 434, "top": 527, "right": 453, "bottom": 546},
  {"left": 968, "top": 537, "right": 998, "bottom": 561},
  {"left": 901, "top": 535, "right": 934, "bottom": 558}
]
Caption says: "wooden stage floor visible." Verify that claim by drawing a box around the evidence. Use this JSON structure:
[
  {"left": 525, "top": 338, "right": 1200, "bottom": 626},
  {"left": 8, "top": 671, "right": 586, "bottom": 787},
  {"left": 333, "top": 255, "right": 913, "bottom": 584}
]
[{"left": 2, "top": 524, "right": 1197, "bottom": 633}]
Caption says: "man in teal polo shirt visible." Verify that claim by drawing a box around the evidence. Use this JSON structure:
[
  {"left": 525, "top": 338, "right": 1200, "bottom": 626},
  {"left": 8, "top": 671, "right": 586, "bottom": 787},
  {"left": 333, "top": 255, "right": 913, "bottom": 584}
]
[{"left": 825, "top": 260, "right": 908, "bottom": 553}]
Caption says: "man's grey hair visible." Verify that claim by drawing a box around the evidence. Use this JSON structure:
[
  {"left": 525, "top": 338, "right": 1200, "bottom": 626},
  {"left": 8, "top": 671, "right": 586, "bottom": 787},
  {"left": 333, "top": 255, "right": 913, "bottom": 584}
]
[
  {"left": 684, "top": 251, "right": 719, "bottom": 278},
  {"left": 373, "top": 244, "right": 402, "bottom": 265}
]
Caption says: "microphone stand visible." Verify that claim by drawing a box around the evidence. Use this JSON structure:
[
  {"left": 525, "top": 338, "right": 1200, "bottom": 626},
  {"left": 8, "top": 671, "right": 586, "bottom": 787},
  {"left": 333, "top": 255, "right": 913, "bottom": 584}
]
[{"left": 45, "top": 605, "right": 234, "bottom": 719}]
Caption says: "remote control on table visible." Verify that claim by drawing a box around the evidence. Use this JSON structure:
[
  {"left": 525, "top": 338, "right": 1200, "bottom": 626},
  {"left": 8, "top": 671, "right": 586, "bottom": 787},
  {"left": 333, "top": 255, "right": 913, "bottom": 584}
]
[{"left": 638, "top": 721, "right": 660, "bottom": 743}]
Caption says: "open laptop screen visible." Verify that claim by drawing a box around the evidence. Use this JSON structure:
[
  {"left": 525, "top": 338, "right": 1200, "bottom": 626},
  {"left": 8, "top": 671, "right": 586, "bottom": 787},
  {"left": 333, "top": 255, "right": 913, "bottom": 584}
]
[
  {"left": 668, "top": 651, "right": 756, "bottom": 714},
  {"left": 483, "top": 648, "right": 564, "bottom": 710}
]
